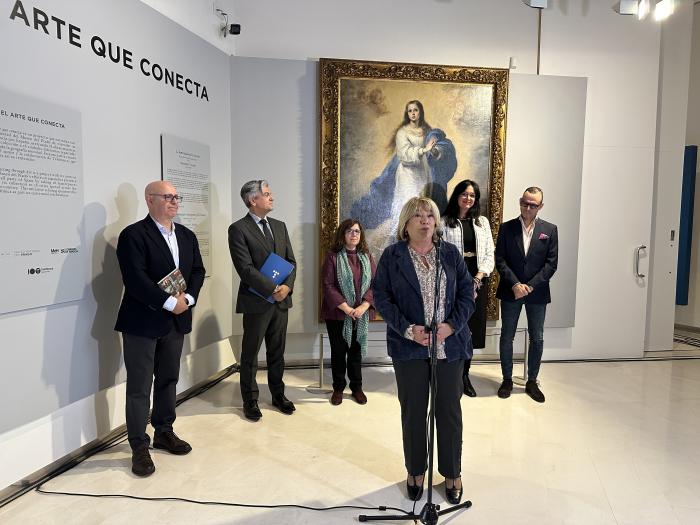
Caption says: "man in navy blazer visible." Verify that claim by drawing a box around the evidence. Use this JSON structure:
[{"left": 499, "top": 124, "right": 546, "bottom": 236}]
[
  {"left": 115, "top": 180, "right": 205, "bottom": 476},
  {"left": 495, "top": 187, "right": 558, "bottom": 403}
]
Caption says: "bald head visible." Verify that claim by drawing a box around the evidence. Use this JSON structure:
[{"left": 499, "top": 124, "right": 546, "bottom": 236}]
[
  {"left": 145, "top": 180, "right": 174, "bottom": 198},
  {"left": 145, "top": 180, "right": 179, "bottom": 227}
]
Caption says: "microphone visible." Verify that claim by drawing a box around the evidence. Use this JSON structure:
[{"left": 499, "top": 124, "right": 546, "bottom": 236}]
[{"left": 434, "top": 228, "right": 443, "bottom": 246}]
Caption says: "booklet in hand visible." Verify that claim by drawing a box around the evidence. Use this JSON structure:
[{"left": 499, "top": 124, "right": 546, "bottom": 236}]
[
  {"left": 249, "top": 253, "right": 294, "bottom": 303},
  {"left": 158, "top": 268, "right": 187, "bottom": 295}
]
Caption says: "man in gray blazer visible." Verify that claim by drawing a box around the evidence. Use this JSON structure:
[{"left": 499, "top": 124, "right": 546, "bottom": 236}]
[
  {"left": 495, "top": 186, "right": 558, "bottom": 403},
  {"left": 228, "top": 180, "right": 297, "bottom": 421}
]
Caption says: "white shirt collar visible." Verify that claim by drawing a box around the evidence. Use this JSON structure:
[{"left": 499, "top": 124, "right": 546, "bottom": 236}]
[
  {"left": 150, "top": 215, "right": 175, "bottom": 235},
  {"left": 519, "top": 215, "right": 537, "bottom": 232},
  {"left": 248, "top": 211, "right": 268, "bottom": 224}
]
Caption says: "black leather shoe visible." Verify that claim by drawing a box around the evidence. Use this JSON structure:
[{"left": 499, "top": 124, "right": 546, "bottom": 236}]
[
  {"left": 406, "top": 475, "right": 424, "bottom": 501},
  {"left": 330, "top": 390, "right": 343, "bottom": 405},
  {"left": 525, "top": 380, "right": 545, "bottom": 403},
  {"left": 153, "top": 431, "right": 192, "bottom": 455},
  {"left": 463, "top": 375, "right": 477, "bottom": 397},
  {"left": 445, "top": 479, "right": 463, "bottom": 504},
  {"left": 131, "top": 446, "right": 155, "bottom": 477},
  {"left": 497, "top": 379, "right": 513, "bottom": 399},
  {"left": 351, "top": 389, "right": 368, "bottom": 405},
  {"left": 272, "top": 394, "right": 296, "bottom": 415},
  {"left": 243, "top": 400, "right": 262, "bottom": 421}
]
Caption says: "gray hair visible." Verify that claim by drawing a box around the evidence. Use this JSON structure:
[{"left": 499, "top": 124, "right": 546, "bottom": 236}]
[{"left": 240, "top": 179, "right": 269, "bottom": 208}]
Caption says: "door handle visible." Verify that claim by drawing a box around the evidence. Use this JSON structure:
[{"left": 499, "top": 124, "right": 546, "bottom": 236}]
[{"left": 635, "top": 245, "right": 647, "bottom": 278}]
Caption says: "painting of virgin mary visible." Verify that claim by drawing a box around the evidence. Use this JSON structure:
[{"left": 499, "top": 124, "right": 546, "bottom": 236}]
[{"left": 339, "top": 79, "right": 495, "bottom": 262}]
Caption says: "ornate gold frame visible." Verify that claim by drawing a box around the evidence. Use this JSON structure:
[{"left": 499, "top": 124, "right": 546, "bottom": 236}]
[{"left": 319, "top": 58, "right": 508, "bottom": 320}]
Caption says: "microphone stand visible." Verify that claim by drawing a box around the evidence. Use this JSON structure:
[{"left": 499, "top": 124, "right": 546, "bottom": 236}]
[{"left": 359, "top": 234, "right": 472, "bottom": 524}]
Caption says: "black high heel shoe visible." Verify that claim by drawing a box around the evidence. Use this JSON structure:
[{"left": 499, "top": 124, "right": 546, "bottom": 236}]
[
  {"left": 463, "top": 375, "right": 477, "bottom": 397},
  {"left": 445, "top": 477, "right": 463, "bottom": 504},
  {"left": 406, "top": 475, "right": 424, "bottom": 501}
]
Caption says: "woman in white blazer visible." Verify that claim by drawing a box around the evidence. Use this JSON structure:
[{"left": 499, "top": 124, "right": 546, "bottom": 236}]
[{"left": 441, "top": 180, "right": 495, "bottom": 397}]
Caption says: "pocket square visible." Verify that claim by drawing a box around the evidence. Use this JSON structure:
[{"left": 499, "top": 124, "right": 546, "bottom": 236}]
[{"left": 538, "top": 233, "right": 549, "bottom": 240}]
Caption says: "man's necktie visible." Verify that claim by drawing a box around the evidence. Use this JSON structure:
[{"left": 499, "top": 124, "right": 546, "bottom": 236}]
[{"left": 259, "top": 219, "right": 274, "bottom": 251}]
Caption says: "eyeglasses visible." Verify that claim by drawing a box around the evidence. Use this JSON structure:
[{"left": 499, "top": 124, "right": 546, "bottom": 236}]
[
  {"left": 519, "top": 200, "right": 541, "bottom": 210},
  {"left": 150, "top": 193, "right": 183, "bottom": 203},
  {"left": 346, "top": 228, "right": 361, "bottom": 235}
]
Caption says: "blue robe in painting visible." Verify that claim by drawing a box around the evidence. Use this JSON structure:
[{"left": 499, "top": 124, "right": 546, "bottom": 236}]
[{"left": 350, "top": 128, "right": 457, "bottom": 229}]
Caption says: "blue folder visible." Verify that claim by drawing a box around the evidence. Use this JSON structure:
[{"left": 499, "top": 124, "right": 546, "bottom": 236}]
[{"left": 249, "top": 252, "right": 295, "bottom": 303}]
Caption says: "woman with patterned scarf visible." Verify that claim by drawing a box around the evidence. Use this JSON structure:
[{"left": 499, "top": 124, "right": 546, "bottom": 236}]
[{"left": 321, "top": 219, "right": 377, "bottom": 405}]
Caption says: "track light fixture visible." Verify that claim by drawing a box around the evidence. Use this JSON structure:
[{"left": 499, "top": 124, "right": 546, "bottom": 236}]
[
  {"left": 619, "top": 0, "right": 639, "bottom": 15},
  {"left": 616, "top": 0, "right": 675, "bottom": 21},
  {"left": 638, "top": 0, "right": 651, "bottom": 19},
  {"left": 653, "top": 0, "right": 675, "bottom": 21},
  {"left": 522, "top": 0, "right": 547, "bottom": 8}
]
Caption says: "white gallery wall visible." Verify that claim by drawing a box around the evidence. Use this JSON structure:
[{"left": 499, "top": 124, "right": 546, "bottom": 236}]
[
  {"left": 647, "top": 2, "right": 692, "bottom": 348},
  {"left": 0, "top": 0, "right": 692, "bottom": 493},
  {"left": 0, "top": 0, "right": 233, "bottom": 490},
  {"left": 676, "top": 2, "right": 700, "bottom": 329}
]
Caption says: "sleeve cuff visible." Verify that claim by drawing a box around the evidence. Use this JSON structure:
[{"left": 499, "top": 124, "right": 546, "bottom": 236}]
[
  {"left": 185, "top": 293, "right": 195, "bottom": 307},
  {"left": 163, "top": 296, "right": 177, "bottom": 311},
  {"left": 403, "top": 324, "right": 415, "bottom": 340}
]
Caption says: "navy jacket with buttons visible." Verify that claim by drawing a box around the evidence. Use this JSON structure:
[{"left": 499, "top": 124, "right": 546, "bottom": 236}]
[{"left": 374, "top": 240, "right": 474, "bottom": 362}]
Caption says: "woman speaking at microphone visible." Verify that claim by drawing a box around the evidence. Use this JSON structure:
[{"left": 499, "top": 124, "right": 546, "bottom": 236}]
[{"left": 373, "top": 197, "right": 474, "bottom": 503}]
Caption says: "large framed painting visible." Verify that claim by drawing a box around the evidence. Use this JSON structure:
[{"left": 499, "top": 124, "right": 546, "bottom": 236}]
[{"left": 319, "top": 58, "right": 508, "bottom": 319}]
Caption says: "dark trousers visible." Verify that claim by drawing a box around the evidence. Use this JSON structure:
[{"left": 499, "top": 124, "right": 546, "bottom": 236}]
[
  {"left": 499, "top": 300, "right": 547, "bottom": 381},
  {"left": 393, "top": 358, "right": 463, "bottom": 478},
  {"left": 240, "top": 307, "right": 288, "bottom": 402},
  {"left": 325, "top": 320, "right": 363, "bottom": 391},
  {"left": 122, "top": 327, "right": 184, "bottom": 450},
  {"left": 462, "top": 281, "right": 488, "bottom": 379},
  {"left": 468, "top": 277, "right": 488, "bottom": 349}
]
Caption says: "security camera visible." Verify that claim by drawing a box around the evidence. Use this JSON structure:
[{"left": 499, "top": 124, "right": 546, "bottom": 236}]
[{"left": 216, "top": 8, "right": 241, "bottom": 38}]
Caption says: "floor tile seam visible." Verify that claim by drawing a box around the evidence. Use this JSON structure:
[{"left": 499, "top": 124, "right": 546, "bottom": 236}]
[{"left": 587, "top": 447, "right": 623, "bottom": 525}]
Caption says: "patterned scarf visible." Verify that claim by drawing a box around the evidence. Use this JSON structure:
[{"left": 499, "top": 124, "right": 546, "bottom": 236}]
[{"left": 336, "top": 248, "right": 371, "bottom": 357}]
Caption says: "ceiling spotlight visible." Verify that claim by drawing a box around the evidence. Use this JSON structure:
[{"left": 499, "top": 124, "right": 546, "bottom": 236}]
[
  {"left": 618, "top": 0, "right": 677, "bottom": 22},
  {"left": 653, "top": 0, "right": 675, "bottom": 21},
  {"left": 619, "top": 0, "right": 639, "bottom": 15},
  {"left": 522, "top": 0, "right": 548, "bottom": 7},
  {"left": 638, "top": 0, "right": 651, "bottom": 19}
]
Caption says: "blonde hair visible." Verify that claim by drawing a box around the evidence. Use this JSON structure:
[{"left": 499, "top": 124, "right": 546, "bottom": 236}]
[{"left": 396, "top": 197, "right": 441, "bottom": 241}]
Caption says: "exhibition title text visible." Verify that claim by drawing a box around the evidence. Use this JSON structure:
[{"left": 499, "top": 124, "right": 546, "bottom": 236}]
[
  {"left": 0, "top": 109, "right": 65, "bottom": 128},
  {"left": 8, "top": 1, "right": 210, "bottom": 102}
]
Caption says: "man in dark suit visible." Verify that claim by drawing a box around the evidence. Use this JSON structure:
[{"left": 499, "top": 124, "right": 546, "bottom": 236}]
[
  {"left": 115, "top": 180, "right": 205, "bottom": 476},
  {"left": 495, "top": 186, "right": 558, "bottom": 403},
  {"left": 228, "top": 180, "right": 297, "bottom": 421}
]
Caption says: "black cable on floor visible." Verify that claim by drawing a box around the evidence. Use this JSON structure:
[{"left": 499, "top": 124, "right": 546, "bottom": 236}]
[
  {"left": 0, "top": 364, "right": 242, "bottom": 509},
  {"left": 34, "top": 485, "right": 411, "bottom": 516},
  {"left": 31, "top": 361, "right": 414, "bottom": 518}
]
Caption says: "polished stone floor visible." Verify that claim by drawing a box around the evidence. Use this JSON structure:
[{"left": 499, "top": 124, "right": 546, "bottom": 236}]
[{"left": 2, "top": 359, "right": 700, "bottom": 524}]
